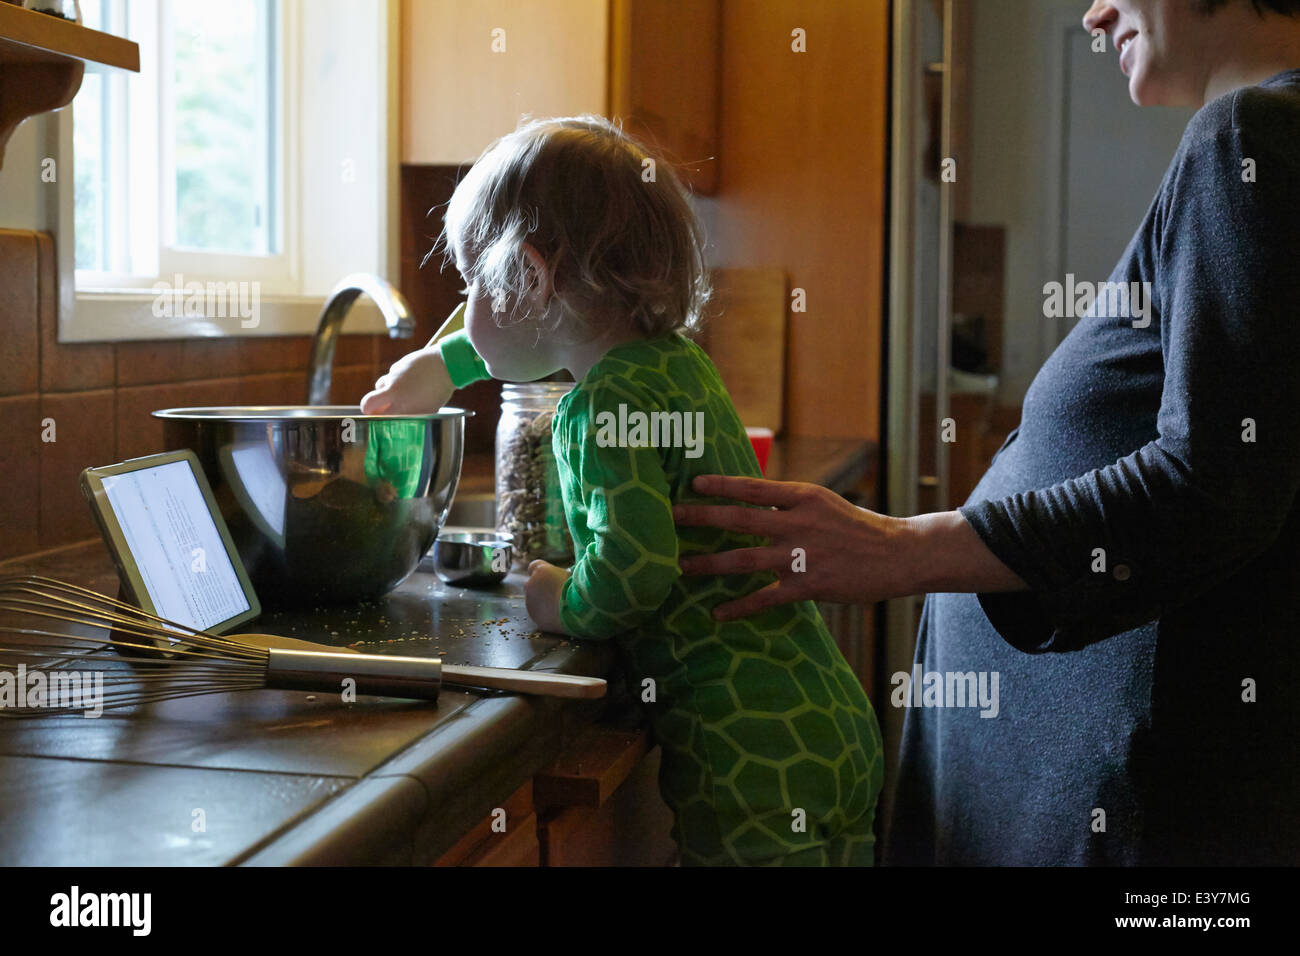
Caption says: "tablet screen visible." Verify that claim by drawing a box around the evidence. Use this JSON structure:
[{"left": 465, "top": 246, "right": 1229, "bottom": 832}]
[{"left": 100, "top": 458, "right": 251, "bottom": 632}]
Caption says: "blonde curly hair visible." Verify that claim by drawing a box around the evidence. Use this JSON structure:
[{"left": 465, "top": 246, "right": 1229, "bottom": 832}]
[{"left": 434, "top": 115, "right": 711, "bottom": 337}]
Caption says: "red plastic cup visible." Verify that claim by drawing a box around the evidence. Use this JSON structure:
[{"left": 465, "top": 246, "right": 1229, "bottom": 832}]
[{"left": 746, "top": 427, "right": 774, "bottom": 474}]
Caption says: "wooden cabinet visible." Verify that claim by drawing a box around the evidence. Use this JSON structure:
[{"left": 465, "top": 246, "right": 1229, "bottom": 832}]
[
  {"left": 432, "top": 725, "right": 677, "bottom": 866},
  {"left": 432, "top": 780, "right": 541, "bottom": 866},
  {"left": 535, "top": 727, "right": 678, "bottom": 867},
  {"left": 400, "top": 0, "right": 720, "bottom": 193},
  {"left": 607, "top": 0, "right": 721, "bottom": 194},
  {"left": 694, "top": 0, "right": 890, "bottom": 440}
]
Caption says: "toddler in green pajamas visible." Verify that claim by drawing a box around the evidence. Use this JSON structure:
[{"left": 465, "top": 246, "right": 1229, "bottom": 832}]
[{"left": 363, "top": 116, "right": 883, "bottom": 866}]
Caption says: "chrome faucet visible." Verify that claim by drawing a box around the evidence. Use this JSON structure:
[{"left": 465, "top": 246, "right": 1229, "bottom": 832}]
[{"left": 307, "top": 273, "right": 416, "bottom": 405}]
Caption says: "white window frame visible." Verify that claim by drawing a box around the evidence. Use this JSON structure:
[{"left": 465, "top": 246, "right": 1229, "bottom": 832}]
[{"left": 57, "top": 0, "right": 399, "bottom": 342}]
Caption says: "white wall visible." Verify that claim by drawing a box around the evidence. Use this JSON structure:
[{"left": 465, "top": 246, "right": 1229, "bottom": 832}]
[{"left": 0, "top": 112, "right": 58, "bottom": 231}]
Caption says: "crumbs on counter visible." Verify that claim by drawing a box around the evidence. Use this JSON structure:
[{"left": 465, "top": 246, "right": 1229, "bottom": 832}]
[
  {"left": 345, "top": 634, "right": 436, "bottom": 648},
  {"left": 345, "top": 623, "right": 556, "bottom": 648}
]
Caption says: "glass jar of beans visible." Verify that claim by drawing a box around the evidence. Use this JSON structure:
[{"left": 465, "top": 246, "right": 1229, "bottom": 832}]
[{"left": 495, "top": 382, "right": 575, "bottom": 567}]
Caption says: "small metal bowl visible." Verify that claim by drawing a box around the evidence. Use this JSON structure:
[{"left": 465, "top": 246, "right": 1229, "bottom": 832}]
[{"left": 428, "top": 528, "right": 514, "bottom": 588}]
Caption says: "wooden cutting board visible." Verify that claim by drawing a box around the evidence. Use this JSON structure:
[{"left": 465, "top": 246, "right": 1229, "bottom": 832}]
[{"left": 698, "top": 267, "right": 787, "bottom": 434}]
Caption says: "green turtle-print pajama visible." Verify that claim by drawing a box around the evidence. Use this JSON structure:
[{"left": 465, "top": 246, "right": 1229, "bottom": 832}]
[
  {"left": 439, "top": 326, "right": 883, "bottom": 865},
  {"left": 550, "top": 334, "right": 883, "bottom": 866}
]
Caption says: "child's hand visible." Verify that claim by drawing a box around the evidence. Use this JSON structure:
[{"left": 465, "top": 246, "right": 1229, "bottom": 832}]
[
  {"left": 525, "top": 560, "right": 571, "bottom": 634},
  {"left": 360, "top": 346, "right": 454, "bottom": 415}
]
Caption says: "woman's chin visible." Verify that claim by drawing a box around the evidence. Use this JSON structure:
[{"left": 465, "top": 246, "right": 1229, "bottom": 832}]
[
  {"left": 1130, "top": 78, "right": 1168, "bottom": 107},
  {"left": 1130, "top": 70, "right": 1198, "bottom": 109},
  {"left": 1129, "top": 69, "right": 1155, "bottom": 106}
]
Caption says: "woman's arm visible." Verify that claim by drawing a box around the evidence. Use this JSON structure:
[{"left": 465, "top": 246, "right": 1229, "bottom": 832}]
[
  {"left": 672, "top": 476, "right": 1026, "bottom": 620},
  {"left": 682, "top": 119, "right": 1300, "bottom": 649}
]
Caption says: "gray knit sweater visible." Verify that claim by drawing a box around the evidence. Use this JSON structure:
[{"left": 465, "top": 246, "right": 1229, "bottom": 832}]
[{"left": 886, "top": 69, "right": 1300, "bottom": 865}]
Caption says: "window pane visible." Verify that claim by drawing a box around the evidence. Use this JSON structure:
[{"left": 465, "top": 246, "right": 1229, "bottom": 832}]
[
  {"left": 170, "top": 0, "right": 275, "bottom": 255},
  {"left": 74, "top": 0, "right": 107, "bottom": 271},
  {"left": 73, "top": 72, "right": 106, "bottom": 272}
]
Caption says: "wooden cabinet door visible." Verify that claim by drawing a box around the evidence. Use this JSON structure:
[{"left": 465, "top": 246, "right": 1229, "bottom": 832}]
[{"left": 608, "top": 0, "right": 721, "bottom": 194}]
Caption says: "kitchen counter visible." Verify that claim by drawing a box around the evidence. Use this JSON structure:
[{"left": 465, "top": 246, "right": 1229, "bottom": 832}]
[
  {"left": 0, "top": 435, "right": 875, "bottom": 865},
  {"left": 0, "top": 541, "right": 612, "bottom": 865}
]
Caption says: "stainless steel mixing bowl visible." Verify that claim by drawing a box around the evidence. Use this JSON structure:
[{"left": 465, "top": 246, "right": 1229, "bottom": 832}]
[
  {"left": 427, "top": 528, "right": 514, "bottom": 588},
  {"left": 155, "top": 406, "right": 470, "bottom": 607}
]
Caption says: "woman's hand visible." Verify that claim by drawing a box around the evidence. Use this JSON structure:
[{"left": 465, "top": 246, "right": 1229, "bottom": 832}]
[
  {"left": 360, "top": 346, "right": 455, "bottom": 415},
  {"left": 672, "top": 475, "right": 1028, "bottom": 620},
  {"left": 525, "top": 560, "right": 572, "bottom": 635},
  {"left": 672, "top": 476, "right": 913, "bottom": 619}
]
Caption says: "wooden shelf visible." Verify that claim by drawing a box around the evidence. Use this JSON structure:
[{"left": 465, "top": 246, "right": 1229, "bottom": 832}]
[
  {"left": 0, "top": 2, "right": 139, "bottom": 168},
  {"left": 0, "top": 3, "right": 138, "bottom": 70}
]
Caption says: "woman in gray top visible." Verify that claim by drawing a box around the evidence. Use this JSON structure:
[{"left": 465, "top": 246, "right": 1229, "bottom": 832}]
[{"left": 674, "top": 0, "right": 1300, "bottom": 865}]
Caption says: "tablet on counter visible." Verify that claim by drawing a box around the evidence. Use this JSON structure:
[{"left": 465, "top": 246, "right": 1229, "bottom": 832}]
[{"left": 79, "top": 450, "right": 261, "bottom": 635}]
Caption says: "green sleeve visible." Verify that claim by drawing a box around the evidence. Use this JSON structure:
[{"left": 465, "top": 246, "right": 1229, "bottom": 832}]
[
  {"left": 557, "top": 382, "right": 682, "bottom": 639},
  {"left": 436, "top": 328, "right": 491, "bottom": 388}
]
